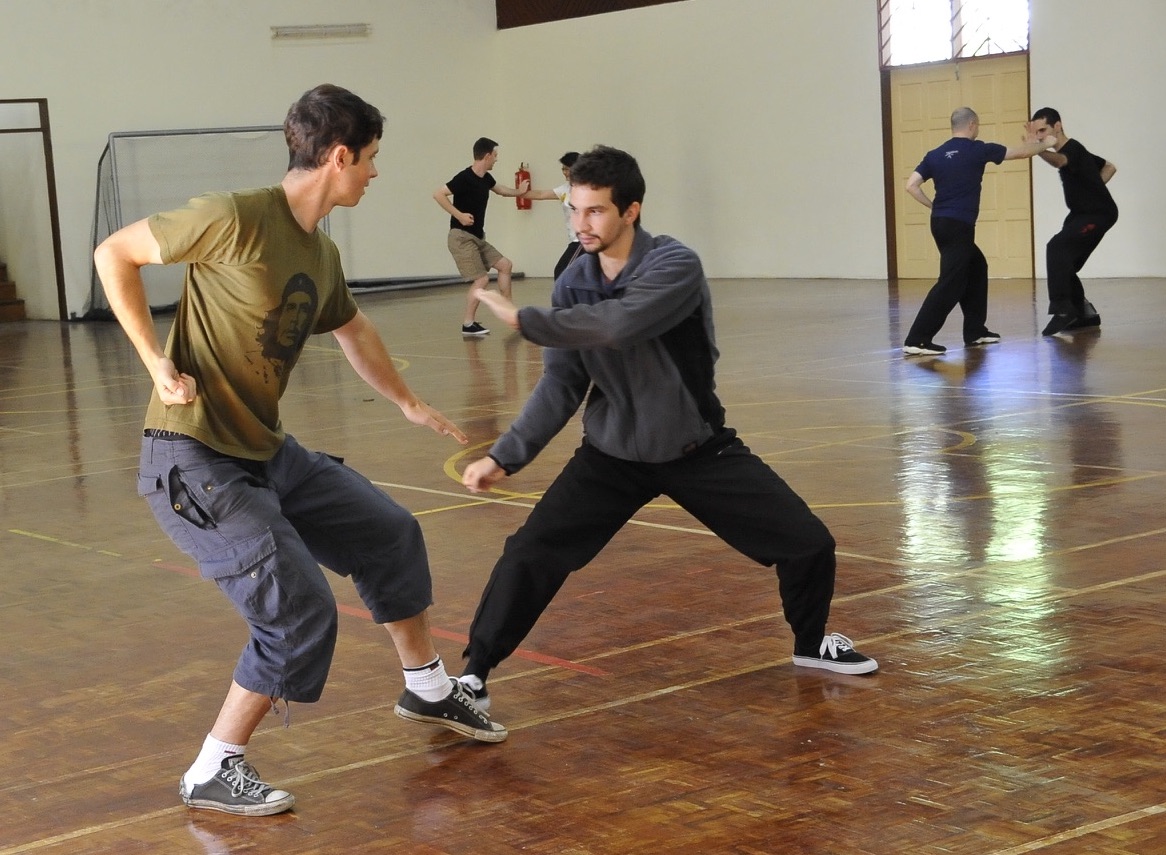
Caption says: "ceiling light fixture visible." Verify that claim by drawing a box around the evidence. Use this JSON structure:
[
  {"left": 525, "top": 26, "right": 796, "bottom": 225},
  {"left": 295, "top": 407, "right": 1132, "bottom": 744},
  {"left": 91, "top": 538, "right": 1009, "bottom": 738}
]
[{"left": 271, "top": 23, "right": 371, "bottom": 40}]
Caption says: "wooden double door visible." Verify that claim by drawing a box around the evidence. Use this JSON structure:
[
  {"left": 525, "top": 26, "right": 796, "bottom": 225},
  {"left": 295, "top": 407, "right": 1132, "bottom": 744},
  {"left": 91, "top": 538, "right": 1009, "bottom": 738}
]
[{"left": 889, "top": 54, "right": 1033, "bottom": 279}]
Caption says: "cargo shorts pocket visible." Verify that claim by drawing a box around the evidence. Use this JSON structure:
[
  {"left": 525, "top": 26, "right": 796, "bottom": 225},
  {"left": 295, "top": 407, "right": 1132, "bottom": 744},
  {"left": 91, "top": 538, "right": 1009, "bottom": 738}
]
[
  {"left": 136, "top": 467, "right": 217, "bottom": 530},
  {"left": 203, "top": 530, "right": 284, "bottom": 629},
  {"left": 165, "top": 466, "right": 216, "bottom": 529}
]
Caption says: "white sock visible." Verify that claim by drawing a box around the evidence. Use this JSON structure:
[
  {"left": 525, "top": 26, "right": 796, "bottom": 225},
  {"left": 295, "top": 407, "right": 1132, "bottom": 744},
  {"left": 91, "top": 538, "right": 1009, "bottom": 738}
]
[
  {"left": 459, "top": 674, "right": 485, "bottom": 692},
  {"left": 183, "top": 734, "right": 246, "bottom": 788},
  {"left": 403, "top": 657, "right": 453, "bottom": 702}
]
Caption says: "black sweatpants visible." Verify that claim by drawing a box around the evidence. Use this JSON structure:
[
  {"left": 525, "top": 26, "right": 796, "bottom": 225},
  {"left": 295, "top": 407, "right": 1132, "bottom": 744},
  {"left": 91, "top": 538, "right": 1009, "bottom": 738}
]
[
  {"left": 553, "top": 241, "right": 582, "bottom": 280},
  {"left": 463, "top": 429, "right": 837, "bottom": 679},
  {"left": 1045, "top": 212, "right": 1117, "bottom": 316},
  {"left": 904, "top": 216, "right": 989, "bottom": 346}
]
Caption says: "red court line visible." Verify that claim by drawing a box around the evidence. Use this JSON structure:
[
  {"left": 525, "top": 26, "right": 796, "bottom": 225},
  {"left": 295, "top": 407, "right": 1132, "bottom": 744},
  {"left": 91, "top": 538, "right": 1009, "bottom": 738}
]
[
  {"left": 153, "top": 560, "right": 200, "bottom": 578},
  {"left": 153, "top": 560, "right": 609, "bottom": 677}
]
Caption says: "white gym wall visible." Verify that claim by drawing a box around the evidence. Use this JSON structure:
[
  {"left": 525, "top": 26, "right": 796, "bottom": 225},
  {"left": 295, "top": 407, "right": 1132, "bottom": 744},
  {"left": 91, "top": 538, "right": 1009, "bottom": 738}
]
[{"left": 0, "top": 0, "right": 1160, "bottom": 319}]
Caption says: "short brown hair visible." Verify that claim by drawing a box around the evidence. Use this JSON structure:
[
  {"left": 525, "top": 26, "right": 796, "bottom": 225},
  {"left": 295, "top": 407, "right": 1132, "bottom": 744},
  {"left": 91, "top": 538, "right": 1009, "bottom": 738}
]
[{"left": 284, "top": 84, "right": 384, "bottom": 171}]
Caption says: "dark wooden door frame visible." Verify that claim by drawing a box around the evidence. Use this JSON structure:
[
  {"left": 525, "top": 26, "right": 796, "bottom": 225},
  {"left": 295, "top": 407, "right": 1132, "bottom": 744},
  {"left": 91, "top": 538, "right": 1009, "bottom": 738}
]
[{"left": 0, "top": 98, "right": 67, "bottom": 320}]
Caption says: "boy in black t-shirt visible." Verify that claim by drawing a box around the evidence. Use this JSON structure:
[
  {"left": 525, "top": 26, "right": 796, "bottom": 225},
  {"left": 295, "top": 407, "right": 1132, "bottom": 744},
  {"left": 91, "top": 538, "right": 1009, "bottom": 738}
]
[
  {"left": 433, "top": 137, "right": 531, "bottom": 336},
  {"left": 1029, "top": 107, "right": 1119, "bottom": 336}
]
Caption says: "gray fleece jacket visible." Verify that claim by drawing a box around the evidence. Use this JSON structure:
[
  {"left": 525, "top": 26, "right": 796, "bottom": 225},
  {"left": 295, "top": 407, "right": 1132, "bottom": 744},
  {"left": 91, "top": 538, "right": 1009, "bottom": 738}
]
[{"left": 489, "top": 228, "right": 726, "bottom": 472}]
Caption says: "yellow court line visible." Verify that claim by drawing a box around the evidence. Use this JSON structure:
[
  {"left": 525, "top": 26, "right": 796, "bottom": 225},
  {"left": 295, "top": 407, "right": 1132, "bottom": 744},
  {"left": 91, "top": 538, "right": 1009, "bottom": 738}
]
[
  {"left": 0, "top": 405, "right": 143, "bottom": 414},
  {"left": 1055, "top": 526, "right": 1166, "bottom": 560},
  {"left": 373, "top": 479, "right": 722, "bottom": 528},
  {"left": 8, "top": 529, "right": 123, "bottom": 557},
  {"left": 412, "top": 446, "right": 1166, "bottom": 516},
  {"left": 986, "top": 804, "right": 1166, "bottom": 855},
  {"left": 1, "top": 464, "right": 138, "bottom": 490},
  {"left": 738, "top": 387, "right": 1166, "bottom": 458},
  {"left": 441, "top": 439, "right": 533, "bottom": 500},
  {"left": 729, "top": 386, "right": 1166, "bottom": 410},
  {"left": 930, "top": 471, "right": 1163, "bottom": 504},
  {"left": 0, "top": 809, "right": 185, "bottom": 855}
]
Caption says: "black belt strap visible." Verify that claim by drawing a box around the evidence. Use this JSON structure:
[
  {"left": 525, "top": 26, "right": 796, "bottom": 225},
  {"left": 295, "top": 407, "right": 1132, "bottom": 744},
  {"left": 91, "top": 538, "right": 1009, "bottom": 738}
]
[{"left": 143, "top": 428, "right": 188, "bottom": 439}]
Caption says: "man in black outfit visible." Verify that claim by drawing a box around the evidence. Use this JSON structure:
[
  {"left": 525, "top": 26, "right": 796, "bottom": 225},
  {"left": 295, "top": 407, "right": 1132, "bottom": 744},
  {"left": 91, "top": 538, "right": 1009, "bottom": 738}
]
[{"left": 1028, "top": 107, "right": 1118, "bottom": 336}]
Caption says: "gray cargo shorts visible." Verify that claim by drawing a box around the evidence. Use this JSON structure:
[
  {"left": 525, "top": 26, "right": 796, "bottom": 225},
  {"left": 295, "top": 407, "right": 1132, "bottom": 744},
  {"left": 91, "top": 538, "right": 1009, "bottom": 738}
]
[{"left": 137, "top": 432, "right": 433, "bottom": 703}]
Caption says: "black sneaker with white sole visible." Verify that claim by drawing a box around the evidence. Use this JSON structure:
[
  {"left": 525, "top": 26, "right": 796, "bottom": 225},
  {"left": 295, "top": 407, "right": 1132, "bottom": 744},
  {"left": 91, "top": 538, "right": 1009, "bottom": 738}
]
[
  {"left": 461, "top": 322, "right": 490, "bottom": 336},
  {"left": 1066, "top": 302, "right": 1101, "bottom": 329},
  {"left": 179, "top": 755, "right": 295, "bottom": 817},
  {"left": 903, "top": 341, "right": 946, "bottom": 356},
  {"left": 966, "top": 329, "right": 1001, "bottom": 346},
  {"left": 793, "top": 633, "right": 878, "bottom": 675},
  {"left": 395, "top": 678, "right": 507, "bottom": 742}
]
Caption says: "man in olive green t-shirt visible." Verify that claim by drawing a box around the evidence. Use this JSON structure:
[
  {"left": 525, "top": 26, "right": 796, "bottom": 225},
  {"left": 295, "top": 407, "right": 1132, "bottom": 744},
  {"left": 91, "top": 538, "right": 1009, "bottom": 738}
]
[{"left": 94, "top": 84, "right": 506, "bottom": 818}]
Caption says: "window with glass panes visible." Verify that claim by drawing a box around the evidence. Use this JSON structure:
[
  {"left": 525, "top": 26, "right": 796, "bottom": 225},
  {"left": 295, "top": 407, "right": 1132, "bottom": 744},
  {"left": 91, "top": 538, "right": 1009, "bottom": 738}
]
[{"left": 879, "top": 0, "right": 1029, "bottom": 68}]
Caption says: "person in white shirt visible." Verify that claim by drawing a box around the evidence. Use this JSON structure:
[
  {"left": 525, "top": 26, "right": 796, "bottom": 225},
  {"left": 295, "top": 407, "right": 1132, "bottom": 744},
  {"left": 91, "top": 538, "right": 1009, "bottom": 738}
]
[{"left": 522, "top": 151, "right": 581, "bottom": 279}]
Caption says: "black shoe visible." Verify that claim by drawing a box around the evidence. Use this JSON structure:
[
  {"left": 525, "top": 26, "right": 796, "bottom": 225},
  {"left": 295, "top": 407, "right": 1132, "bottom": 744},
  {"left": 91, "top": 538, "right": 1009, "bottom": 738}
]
[
  {"left": 1067, "top": 314, "right": 1101, "bottom": 329},
  {"left": 461, "top": 322, "right": 490, "bottom": 336},
  {"left": 179, "top": 755, "right": 295, "bottom": 817},
  {"left": 793, "top": 633, "right": 879, "bottom": 675},
  {"left": 1042, "top": 314, "right": 1077, "bottom": 336},
  {"left": 456, "top": 675, "right": 491, "bottom": 712},
  {"left": 903, "top": 341, "right": 946, "bottom": 356},
  {"left": 966, "top": 329, "right": 1001, "bottom": 346},
  {"left": 1066, "top": 303, "right": 1101, "bottom": 330},
  {"left": 395, "top": 679, "right": 507, "bottom": 742}
]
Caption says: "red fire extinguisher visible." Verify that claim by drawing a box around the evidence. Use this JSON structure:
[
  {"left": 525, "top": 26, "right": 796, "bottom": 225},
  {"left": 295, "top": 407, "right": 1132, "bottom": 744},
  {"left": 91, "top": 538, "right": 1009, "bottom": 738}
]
[{"left": 515, "top": 162, "right": 532, "bottom": 210}]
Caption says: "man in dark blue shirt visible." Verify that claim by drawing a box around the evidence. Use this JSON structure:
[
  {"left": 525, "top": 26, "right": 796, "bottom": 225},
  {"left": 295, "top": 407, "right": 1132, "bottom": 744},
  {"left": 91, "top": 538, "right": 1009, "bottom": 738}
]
[
  {"left": 1028, "top": 107, "right": 1119, "bottom": 336},
  {"left": 902, "top": 107, "right": 1053, "bottom": 356}
]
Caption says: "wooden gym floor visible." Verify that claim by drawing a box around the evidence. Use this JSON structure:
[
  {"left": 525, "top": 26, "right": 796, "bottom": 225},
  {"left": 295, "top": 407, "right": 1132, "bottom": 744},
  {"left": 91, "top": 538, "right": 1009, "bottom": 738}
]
[{"left": 2, "top": 275, "right": 1165, "bottom": 854}]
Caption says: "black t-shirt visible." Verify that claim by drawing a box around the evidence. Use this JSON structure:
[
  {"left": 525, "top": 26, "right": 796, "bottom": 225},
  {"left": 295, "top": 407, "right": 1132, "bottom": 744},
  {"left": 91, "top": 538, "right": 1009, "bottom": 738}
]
[
  {"left": 446, "top": 167, "right": 496, "bottom": 238},
  {"left": 1057, "top": 138, "right": 1118, "bottom": 218}
]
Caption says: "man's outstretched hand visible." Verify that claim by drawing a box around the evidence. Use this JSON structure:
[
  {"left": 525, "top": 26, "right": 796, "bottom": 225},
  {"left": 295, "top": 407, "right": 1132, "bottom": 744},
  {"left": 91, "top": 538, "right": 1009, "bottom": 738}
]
[
  {"left": 472, "top": 287, "right": 521, "bottom": 331},
  {"left": 463, "top": 456, "right": 507, "bottom": 493}
]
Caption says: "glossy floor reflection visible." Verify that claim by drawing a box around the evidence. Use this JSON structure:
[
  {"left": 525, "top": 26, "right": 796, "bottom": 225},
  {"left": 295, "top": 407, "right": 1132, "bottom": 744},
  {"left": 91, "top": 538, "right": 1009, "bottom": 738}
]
[{"left": 2, "top": 276, "right": 1165, "bottom": 854}]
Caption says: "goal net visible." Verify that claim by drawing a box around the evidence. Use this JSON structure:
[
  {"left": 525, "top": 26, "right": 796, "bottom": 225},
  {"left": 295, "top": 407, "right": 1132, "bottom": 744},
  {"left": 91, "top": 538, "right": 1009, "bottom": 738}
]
[{"left": 83, "top": 126, "right": 291, "bottom": 320}]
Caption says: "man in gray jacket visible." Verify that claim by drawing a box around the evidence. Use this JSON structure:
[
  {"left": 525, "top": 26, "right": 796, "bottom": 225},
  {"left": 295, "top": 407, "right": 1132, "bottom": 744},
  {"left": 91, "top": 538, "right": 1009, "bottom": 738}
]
[{"left": 457, "top": 145, "right": 876, "bottom": 712}]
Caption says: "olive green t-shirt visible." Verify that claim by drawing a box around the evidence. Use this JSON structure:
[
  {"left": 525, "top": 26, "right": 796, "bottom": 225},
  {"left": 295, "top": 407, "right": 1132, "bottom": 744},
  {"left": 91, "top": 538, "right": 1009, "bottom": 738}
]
[{"left": 144, "top": 186, "right": 358, "bottom": 460}]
